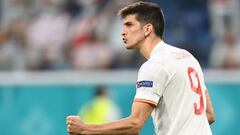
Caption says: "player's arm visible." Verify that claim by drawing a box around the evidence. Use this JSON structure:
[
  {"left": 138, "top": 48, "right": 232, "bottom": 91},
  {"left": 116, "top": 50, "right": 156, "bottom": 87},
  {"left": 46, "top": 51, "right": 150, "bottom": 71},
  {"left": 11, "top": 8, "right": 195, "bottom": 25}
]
[
  {"left": 205, "top": 89, "right": 215, "bottom": 124},
  {"left": 67, "top": 101, "right": 154, "bottom": 135}
]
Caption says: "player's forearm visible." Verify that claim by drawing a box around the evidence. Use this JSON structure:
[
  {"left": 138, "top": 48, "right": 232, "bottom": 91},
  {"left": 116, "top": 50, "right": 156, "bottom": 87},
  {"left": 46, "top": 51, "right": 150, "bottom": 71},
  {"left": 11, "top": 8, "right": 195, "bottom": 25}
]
[
  {"left": 206, "top": 112, "right": 215, "bottom": 124},
  {"left": 205, "top": 91, "right": 215, "bottom": 124},
  {"left": 81, "top": 116, "right": 142, "bottom": 135}
]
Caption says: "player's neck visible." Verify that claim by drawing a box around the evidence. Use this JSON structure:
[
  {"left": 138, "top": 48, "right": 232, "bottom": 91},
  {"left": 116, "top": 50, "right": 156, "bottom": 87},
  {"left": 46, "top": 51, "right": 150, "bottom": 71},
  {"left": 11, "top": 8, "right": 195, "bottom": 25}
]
[{"left": 138, "top": 36, "right": 162, "bottom": 59}]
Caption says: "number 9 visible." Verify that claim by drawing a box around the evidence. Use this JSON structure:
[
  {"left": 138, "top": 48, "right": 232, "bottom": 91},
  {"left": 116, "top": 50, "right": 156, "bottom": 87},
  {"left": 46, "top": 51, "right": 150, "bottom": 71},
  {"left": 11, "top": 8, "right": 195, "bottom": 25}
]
[{"left": 187, "top": 67, "right": 205, "bottom": 115}]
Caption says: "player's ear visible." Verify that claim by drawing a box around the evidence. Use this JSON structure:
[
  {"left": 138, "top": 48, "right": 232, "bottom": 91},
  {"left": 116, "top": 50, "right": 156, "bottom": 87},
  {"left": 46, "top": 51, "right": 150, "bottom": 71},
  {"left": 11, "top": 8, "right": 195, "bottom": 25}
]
[{"left": 143, "top": 23, "right": 153, "bottom": 37}]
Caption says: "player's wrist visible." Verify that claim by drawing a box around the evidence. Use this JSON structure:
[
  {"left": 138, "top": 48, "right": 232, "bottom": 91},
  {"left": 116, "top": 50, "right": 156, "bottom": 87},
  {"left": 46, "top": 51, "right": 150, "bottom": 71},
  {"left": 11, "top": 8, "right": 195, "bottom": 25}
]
[{"left": 81, "top": 123, "right": 97, "bottom": 134}]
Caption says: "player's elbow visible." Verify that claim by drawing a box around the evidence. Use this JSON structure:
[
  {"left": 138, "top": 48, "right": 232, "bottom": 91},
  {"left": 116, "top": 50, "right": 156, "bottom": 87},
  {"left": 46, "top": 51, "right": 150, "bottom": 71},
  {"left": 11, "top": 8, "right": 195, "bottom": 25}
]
[
  {"left": 206, "top": 108, "right": 215, "bottom": 124},
  {"left": 208, "top": 113, "right": 215, "bottom": 124},
  {"left": 128, "top": 118, "right": 144, "bottom": 135},
  {"left": 206, "top": 105, "right": 215, "bottom": 124}
]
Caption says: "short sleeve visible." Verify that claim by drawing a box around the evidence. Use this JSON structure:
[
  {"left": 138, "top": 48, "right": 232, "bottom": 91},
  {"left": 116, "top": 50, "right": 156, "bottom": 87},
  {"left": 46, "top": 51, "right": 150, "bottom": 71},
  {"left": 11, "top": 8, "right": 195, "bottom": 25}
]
[{"left": 134, "top": 62, "right": 168, "bottom": 107}]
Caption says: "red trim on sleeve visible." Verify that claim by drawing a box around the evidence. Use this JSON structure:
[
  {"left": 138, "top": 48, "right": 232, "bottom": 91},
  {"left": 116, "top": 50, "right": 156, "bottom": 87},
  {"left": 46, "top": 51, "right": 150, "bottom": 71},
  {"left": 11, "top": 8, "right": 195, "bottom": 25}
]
[{"left": 134, "top": 98, "right": 158, "bottom": 107}]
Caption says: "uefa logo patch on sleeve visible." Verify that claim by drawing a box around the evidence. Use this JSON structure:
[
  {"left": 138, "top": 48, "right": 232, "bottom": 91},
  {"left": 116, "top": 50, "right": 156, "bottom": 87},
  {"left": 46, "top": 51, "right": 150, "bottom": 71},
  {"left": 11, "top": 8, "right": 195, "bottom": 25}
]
[{"left": 136, "top": 81, "right": 153, "bottom": 88}]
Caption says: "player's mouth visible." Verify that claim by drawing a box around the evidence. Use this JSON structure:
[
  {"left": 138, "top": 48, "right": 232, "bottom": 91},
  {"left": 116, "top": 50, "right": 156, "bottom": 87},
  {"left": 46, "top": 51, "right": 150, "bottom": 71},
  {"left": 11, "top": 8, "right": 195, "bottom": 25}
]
[{"left": 122, "top": 38, "right": 127, "bottom": 44}]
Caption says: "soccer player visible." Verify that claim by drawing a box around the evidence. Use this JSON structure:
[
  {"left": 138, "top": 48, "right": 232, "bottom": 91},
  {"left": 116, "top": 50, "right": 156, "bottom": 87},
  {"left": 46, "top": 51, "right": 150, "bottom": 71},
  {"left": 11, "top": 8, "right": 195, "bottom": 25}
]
[{"left": 66, "top": 1, "right": 215, "bottom": 135}]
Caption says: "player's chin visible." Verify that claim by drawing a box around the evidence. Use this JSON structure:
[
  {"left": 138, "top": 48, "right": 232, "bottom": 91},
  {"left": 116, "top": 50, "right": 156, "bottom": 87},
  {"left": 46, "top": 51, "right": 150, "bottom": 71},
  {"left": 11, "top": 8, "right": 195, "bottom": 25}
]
[{"left": 124, "top": 44, "right": 135, "bottom": 49}]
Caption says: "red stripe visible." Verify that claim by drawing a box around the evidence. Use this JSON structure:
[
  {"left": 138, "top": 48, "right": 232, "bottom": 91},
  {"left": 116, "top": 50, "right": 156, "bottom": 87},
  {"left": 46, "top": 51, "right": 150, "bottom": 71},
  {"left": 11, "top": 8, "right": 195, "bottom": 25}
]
[{"left": 134, "top": 98, "right": 157, "bottom": 107}]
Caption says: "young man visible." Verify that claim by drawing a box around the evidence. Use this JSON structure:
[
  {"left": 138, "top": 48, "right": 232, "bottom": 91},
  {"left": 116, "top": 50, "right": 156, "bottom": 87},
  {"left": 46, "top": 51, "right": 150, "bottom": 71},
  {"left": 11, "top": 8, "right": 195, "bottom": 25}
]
[{"left": 66, "top": 1, "right": 215, "bottom": 135}]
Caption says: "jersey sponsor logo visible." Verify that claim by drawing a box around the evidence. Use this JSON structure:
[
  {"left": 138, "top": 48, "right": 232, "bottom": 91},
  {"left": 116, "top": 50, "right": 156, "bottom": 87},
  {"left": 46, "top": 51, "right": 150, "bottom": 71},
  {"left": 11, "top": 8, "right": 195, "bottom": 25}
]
[{"left": 136, "top": 81, "right": 153, "bottom": 88}]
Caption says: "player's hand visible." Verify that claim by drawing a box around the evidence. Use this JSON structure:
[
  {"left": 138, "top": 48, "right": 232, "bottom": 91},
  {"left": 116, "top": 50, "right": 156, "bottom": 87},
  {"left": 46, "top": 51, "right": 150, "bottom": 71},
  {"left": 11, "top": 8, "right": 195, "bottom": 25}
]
[{"left": 66, "top": 115, "right": 85, "bottom": 135}]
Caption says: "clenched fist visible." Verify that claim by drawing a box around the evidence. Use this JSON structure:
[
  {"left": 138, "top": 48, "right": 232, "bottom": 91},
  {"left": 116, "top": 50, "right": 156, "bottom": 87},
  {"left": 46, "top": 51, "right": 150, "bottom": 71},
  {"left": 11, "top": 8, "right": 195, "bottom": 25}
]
[{"left": 66, "top": 115, "right": 85, "bottom": 135}]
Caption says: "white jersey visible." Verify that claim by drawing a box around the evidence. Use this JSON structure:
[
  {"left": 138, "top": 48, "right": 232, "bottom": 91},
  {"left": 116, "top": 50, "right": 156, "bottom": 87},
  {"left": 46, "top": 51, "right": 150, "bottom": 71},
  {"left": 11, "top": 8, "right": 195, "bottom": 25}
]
[{"left": 134, "top": 41, "right": 212, "bottom": 135}]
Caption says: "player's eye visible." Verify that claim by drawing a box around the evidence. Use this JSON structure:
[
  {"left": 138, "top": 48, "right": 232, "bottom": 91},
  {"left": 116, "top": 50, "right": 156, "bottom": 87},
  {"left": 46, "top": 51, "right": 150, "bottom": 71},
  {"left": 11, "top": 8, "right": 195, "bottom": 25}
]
[{"left": 124, "top": 22, "right": 133, "bottom": 27}]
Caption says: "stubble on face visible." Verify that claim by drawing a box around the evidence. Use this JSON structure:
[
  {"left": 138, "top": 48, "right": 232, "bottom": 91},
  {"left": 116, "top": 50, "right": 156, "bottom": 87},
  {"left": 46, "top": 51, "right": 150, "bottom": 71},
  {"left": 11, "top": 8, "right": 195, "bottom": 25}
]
[{"left": 122, "top": 15, "right": 145, "bottom": 50}]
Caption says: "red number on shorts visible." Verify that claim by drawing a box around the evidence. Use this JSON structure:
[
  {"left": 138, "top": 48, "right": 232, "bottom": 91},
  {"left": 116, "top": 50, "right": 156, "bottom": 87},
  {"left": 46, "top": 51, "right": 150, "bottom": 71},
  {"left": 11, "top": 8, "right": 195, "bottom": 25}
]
[{"left": 187, "top": 67, "right": 204, "bottom": 115}]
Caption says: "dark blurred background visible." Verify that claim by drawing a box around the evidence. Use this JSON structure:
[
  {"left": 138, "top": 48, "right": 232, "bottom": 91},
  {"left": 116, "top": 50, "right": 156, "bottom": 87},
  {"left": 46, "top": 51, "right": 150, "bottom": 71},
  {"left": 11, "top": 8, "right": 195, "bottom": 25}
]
[
  {"left": 0, "top": 0, "right": 240, "bottom": 135},
  {"left": 0, "top": 0, "right": 239, "bottom": 70}
]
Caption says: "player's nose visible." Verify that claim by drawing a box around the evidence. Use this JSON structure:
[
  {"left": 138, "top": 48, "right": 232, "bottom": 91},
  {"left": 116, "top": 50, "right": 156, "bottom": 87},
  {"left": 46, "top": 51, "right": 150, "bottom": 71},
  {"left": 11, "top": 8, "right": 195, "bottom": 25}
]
[
  {"left": 121, "top": 31, "right": 126, "bottom": 37},
  {"left": 121, "top": 28, "right": 127, "bottom": 37}
]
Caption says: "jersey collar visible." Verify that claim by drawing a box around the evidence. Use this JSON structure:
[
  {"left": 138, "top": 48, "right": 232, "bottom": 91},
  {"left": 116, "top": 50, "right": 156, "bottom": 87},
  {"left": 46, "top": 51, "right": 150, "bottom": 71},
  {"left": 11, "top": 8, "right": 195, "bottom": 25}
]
[{"left": 150, "top": 40, "right": 166, "bottom": 57}]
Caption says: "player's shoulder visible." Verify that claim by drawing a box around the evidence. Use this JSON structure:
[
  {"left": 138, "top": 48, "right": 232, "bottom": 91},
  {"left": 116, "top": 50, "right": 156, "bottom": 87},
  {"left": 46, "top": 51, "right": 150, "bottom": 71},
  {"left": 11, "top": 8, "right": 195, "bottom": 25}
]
[
  {"left": 149, "top": 42, "right": 180, "bottom": 61},
  {"left": 154, "top": 43, "right": 195, "bottom": 63},
  {"left": 138, "top": 60, "right": 167, "bottom": 77},
  {"left": 139, "top": 43, "right": 177, "bottom": 73},
  {"left": 140, "top": 59, "right": 161, "bottom": 70}
]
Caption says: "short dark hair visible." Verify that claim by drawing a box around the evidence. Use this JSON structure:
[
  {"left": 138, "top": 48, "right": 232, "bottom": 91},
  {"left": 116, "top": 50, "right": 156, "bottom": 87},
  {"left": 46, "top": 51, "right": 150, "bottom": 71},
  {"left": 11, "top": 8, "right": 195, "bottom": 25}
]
[
  {"left": 95, "top": 85, "right": 107, "bottom": 97},
  {"left": 118, "top": 1, "right": 165, "bottom": 38}
]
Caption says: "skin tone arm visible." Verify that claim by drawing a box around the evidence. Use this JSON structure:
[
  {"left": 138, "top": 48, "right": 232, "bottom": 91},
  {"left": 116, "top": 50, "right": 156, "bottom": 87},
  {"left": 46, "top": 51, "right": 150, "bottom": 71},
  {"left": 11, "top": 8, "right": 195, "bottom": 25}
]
[
  {"left": 205, "top": 90, "right": 215, "bottom": 124},
  {"left": 66, "top": 101, "right": 154, "bottom": 135}
]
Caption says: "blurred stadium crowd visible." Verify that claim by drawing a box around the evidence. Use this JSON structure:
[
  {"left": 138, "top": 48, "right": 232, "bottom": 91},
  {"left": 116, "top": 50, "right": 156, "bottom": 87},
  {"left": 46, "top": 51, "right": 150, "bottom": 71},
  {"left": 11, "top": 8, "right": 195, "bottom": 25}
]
[{"left": 0, "top": 0, "right": 239, "bottom": 71}]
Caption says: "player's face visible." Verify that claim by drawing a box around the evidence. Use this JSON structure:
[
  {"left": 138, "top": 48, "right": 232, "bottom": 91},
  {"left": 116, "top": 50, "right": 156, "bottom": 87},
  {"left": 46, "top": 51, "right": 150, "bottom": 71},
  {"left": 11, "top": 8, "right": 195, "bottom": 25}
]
[{"left": 121, "top": 14, "right": 145, "bottom": 49}]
